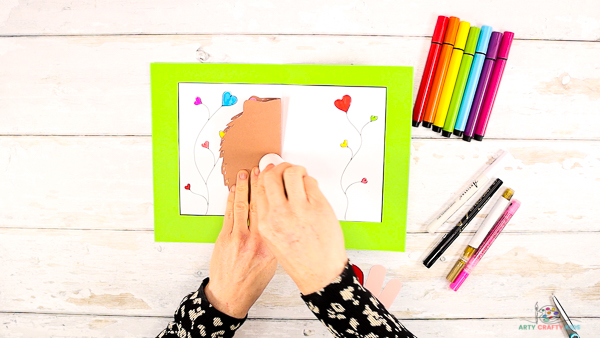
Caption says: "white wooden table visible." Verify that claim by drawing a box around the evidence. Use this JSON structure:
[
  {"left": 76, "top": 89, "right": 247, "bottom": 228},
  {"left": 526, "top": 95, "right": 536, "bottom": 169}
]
[{"left": 1, "top": 1, "right": 599, "bottom": 337}]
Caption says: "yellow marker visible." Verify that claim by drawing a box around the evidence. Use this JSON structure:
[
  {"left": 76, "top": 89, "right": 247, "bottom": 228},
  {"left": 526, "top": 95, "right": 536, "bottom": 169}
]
[{"left": 432, "top": 21, "right": 471, "bottom": 132}]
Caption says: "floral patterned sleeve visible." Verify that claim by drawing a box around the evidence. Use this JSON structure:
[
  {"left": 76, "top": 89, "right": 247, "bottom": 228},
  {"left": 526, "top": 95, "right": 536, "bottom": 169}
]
[
  {"left": 157, "top": 278, "right": 246, "bottom": 338},
  {"left": 301, "top": 262, "right": 417, "bottom": 338}
]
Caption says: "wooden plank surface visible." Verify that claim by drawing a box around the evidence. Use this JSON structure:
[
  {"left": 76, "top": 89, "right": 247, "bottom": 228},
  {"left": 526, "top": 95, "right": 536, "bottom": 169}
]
[
  {"left": 1, "top": 0, "right": 599, "bottom": 337},
  {"left": 1, "top": 35, "right": 599, "bottom": 138},
  {"left": 1, "top": 229, "right": 598, "bottom": 320},
  {"left": 1, "top": 137, "right": 598, "bottom": 232},
  {"left": 2, "top": 313, "right": 598, "bottom": 337},
  {"left": 1, "top": 0, "right": 599, "bottom": 41}
]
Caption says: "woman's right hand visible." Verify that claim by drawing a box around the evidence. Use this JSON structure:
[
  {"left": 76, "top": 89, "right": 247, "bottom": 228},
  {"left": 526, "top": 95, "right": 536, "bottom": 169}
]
[{"left": 255, "top": 163, "right": 348, "bottom": 295}]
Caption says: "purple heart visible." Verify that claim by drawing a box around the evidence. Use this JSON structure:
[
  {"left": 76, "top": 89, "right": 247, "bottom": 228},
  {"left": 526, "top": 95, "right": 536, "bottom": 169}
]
[{"left": 194, "top": 97, "right": 202, "bottom": 105}]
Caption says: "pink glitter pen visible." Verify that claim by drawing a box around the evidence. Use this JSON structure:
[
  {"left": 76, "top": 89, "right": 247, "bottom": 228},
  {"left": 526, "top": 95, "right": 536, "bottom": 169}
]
[{"left": 450, "top": 199, "right": 521, "bottom": 291}]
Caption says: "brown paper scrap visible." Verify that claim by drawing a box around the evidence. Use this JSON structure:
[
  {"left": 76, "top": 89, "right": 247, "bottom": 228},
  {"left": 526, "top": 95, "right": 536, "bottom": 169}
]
[{"left": 219, "top": 96, "right": 282, "bottom": 188}]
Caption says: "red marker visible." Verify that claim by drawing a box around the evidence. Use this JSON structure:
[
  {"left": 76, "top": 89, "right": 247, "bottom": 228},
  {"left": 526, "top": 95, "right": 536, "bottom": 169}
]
[
  {"left": 422, "top": 16, "right": 460, "bottom": 128},
  {"left": 412, "top": 16, "right": 449, "bottom": 128}
]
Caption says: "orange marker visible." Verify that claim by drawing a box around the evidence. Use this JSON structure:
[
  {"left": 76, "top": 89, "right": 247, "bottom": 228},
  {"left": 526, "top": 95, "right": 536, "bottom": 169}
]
[{"left": 422, "top": 16, "right": 460, "bottom": 128}]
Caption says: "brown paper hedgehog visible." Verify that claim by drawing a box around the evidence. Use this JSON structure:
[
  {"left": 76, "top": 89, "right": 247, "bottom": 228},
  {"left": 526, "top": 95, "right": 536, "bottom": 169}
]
[{"left": 219, "top": 96, "right": 282, "bottom": 188}]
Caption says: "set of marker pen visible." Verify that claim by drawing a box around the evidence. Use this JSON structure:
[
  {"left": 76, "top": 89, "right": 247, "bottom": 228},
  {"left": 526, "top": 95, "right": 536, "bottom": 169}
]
[
  {"left": 412, "top": 15, "right": 514, "bottom": 142},
  {"left": 422, "top": 150, "right": 508, "bottom": 269},
  {"left": 423, "top": 177, "right": 503, "bottom": 268}
]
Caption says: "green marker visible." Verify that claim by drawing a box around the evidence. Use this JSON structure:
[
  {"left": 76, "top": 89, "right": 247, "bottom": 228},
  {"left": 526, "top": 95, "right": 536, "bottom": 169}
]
[{"left": 442, "top": 27, "right": 481, "bottom": 137}]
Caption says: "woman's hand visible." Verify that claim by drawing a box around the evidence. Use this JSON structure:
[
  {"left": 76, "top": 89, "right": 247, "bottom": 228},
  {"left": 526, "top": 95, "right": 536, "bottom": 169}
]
[
  {"left": 255, "top": 163, "right": 348, "bottom": 295},
  {"left": 204, "top": 168, "right": 277, "bottom": 319}
]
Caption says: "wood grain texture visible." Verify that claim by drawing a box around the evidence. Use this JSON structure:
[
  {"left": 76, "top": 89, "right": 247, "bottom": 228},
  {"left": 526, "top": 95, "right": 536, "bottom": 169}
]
[
  {"left": 1, "top": 229, "right": 599, "bottom": 320},
  {"left": 1, "top": 313, "right": 598, "bottom": 337},
  {"left": 1, "top": 137, "right": 598, "bottom": 232},
  {"left": 1, "top": 36, "right": 599, "bottom": 138},
  {"left": 1, "top": 1, "right": 599, "bottom": 336},
  {"left": 1, "top": 0, "right": 600, "bottom": 41}
]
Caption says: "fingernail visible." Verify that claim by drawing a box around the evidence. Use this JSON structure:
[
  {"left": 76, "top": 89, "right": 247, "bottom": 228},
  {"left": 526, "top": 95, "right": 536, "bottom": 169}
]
[
  {"left": 253, "top": 167, "right": 260, "bottom": 176},
  {"left": 239, "top": 171, "right": 247, "bottom": 179},
  {"left": 230, "top": 185, "right": 236, "bottom": 192}
]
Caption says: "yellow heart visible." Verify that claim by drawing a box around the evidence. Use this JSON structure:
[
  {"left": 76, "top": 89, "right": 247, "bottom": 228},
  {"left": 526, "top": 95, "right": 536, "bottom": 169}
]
[
  {"left": 340, "top": 140, "right": 348, "bottom": 148},
  {"left": 219, "top": 130, "right": 225, "bottom": 138}
]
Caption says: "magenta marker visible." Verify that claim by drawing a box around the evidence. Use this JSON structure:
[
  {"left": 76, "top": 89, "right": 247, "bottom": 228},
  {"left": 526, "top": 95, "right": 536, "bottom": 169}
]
[
  {"left": 474, "top": 32, "right": 514, "bottom": 141},
  {"left": 462, "top": 32, "right": 502, "bottom": 142},
  {"left": 450, "top": 199, "right": 521, "bottom": 291}
]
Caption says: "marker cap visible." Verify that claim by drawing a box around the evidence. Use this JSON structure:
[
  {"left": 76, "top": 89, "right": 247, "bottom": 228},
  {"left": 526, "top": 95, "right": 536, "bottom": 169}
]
[
  {"left": 498, "top": 31, "right": 515, "bottom": 59},
  {"left": 464, "top": 27, "right": 481, "bottom": 54},
  {"left": 486, "top": 32, "right": 503, "bottom": 59},
  {"left": 476, "top": 26, "right": 493, "bottom": 54},
  {"left": 432, "top": 16, "right": 449, "bottom": 43},
  {"left": 454, "top": 21, "right": 471, "bottom": 50},
  {"left": 450, "top": 270, "right": 469, "bottom": 291},
  {"left": 502, "top": 188, "right": 514, "bottom": 200},
  {"left": 443, "top": 17, "right": 461, "bottom": 44}
]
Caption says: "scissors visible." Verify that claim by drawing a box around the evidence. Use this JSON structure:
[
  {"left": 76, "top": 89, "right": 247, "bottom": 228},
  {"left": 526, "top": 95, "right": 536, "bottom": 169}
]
[{"left": 552, "top": 295, "right": 580, "bottom": 338}]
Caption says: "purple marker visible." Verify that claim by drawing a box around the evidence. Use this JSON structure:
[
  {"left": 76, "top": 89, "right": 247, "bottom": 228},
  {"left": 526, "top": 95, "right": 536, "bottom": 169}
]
[
  {"left": 474, "top": 32, "right": 515, "bottom": 141},
  {"left": 462, "top": 32, "right": 502, "bottom": 142}
]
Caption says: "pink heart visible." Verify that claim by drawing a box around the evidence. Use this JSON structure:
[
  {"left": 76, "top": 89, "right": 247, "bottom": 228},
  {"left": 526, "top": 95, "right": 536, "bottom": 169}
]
[
  {"left": 201, "top": 141, "right": 209, "bottom": 148},
  {"left": 194, "top": 97, "right": 202, "bottom": 105},
  {"left": 361, "top": 178, "right": 368, "bottom": 184},
  {"left": 184, "top": 184, "right": 191, "bottom": 190}
]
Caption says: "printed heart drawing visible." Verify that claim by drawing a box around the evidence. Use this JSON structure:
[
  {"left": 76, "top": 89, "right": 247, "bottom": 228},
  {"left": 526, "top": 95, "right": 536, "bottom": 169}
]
[
  {"left": 361, "top": 178, "right": 368, "bottom": 184},
  {"left": 222, "top": 91, "right": 238, "bottom": 106},
  {"left": 201, "top": 141, "right": 209, "bottom": 148},
  {"left": 194, "top": 97, "right": 202, "bottom": 105},
  {"left": 184, "top": 184, "right": 191, "bottom": 190},
  {"left": 219, "top": 130, "right": 225, "bottom": 138},
  {"left": 334, "top": 95, "right": 352, "bottom": 112},
  {"left": 340, "top": 140, "right": 348, "bottom": 148},
  {"left": 371, "top": 115, "right": 378, "bottom": 122}
]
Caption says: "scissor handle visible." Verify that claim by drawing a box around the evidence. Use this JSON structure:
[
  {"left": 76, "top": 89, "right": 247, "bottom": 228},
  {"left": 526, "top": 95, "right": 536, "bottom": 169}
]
[{"left": 569, "top": 332, "right": 580, "bottom": 338}]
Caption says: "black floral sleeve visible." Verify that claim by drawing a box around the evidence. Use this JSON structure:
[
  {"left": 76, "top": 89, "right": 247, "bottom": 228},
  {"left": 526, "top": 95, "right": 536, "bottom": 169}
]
[
  {"left": 301, "top": 262, "right": 417, "bottom": 338},
  {"left": 157, "top": 278, "right": 245, "bottom": 338}
]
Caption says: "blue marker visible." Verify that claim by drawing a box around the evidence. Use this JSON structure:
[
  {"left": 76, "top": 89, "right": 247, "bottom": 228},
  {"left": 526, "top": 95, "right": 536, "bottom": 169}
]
[{"left": 453, "top": 26, "right": 492, "bottom": 137}]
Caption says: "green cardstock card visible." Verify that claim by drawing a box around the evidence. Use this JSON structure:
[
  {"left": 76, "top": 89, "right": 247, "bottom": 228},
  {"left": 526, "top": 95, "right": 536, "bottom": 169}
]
[{"left": 151, "top": 64, "right": 412, "bottom": 252}]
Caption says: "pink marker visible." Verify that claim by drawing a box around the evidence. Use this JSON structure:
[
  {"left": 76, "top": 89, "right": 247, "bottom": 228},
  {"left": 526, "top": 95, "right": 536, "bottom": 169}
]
[
  {"left": 473, "top": 32, "right": 514, "bottom": 141},
  {"left": 450, "top": 199, "right": 521, "bottom": 291}
]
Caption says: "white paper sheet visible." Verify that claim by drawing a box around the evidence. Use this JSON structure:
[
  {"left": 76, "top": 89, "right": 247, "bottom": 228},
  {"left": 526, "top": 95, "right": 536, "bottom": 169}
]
[{"left": 178, "top": 83, "right": 387, "bottom": 222}]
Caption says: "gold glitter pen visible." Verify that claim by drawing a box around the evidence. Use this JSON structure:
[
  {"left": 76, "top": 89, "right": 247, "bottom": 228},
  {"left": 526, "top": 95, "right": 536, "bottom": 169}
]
[{"left": 447, "top": 187, "right": 514, "bottom": 282}]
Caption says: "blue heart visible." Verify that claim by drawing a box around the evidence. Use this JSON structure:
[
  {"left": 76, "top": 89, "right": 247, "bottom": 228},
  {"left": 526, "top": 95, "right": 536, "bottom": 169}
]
[{"left": 222, "top": 92, "right": 238, "bottom": 106}]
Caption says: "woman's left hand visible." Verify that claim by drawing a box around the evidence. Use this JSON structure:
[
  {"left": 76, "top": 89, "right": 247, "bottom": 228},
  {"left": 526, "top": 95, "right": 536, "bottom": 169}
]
[{"left": 204, "top": 168, "right": 277, "bottom": 319}]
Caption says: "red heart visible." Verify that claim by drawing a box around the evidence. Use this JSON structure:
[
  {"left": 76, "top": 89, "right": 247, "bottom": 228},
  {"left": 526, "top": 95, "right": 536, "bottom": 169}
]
[
  {"left": 184, "top": 184, "right": 191, "bottom": 190},
  {"left": 361, "top": 178, "right": 368, "bottom": 184},
  {"left": 334, "top": 95, "right": 351, "bottom": 112},
  {"left": 201, "top": 141, "right": 209, "bottom": 148},
  {"left": 351, "top": 264, "right": 364, "bottom": 285}
]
